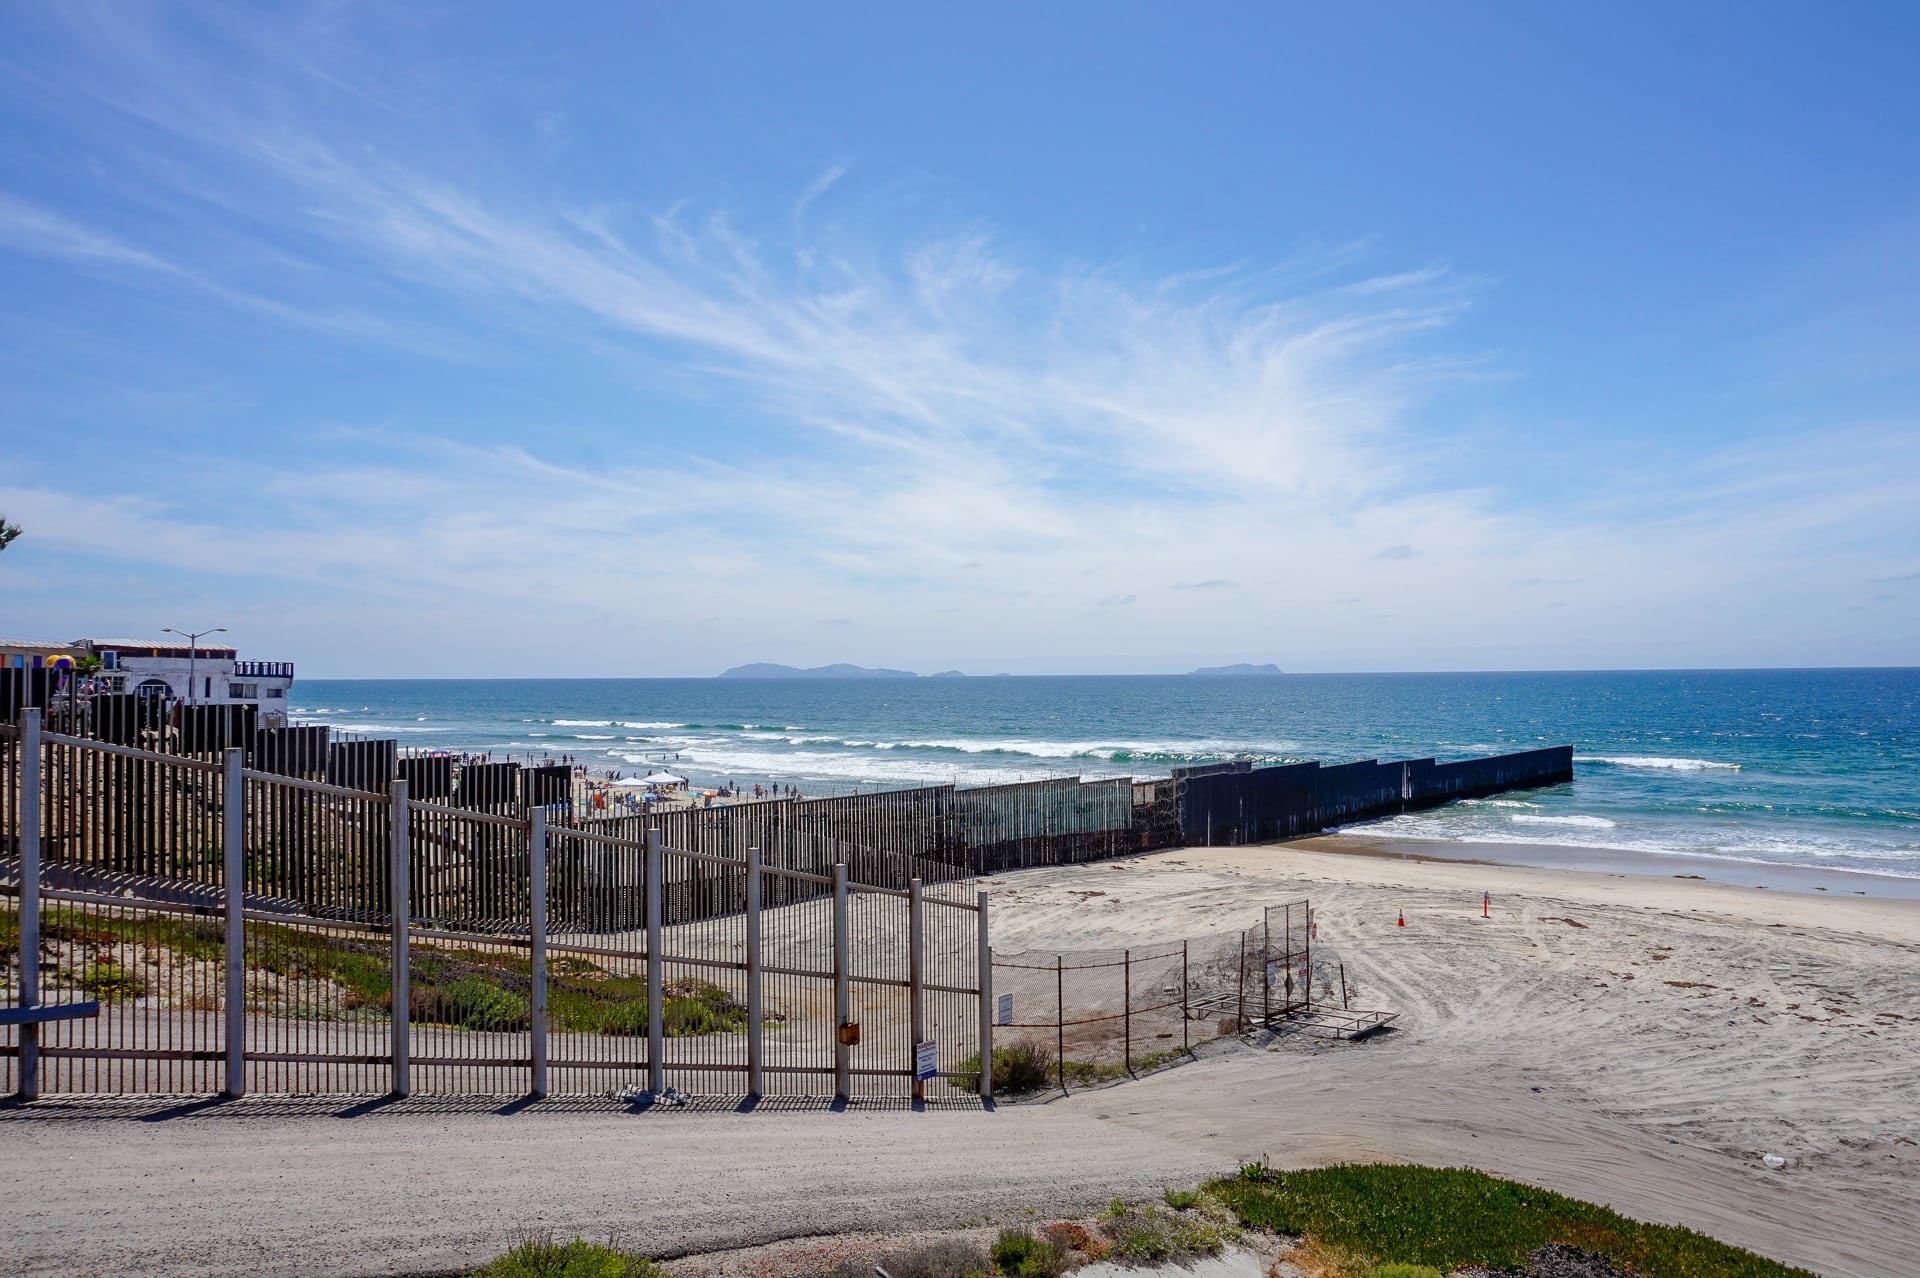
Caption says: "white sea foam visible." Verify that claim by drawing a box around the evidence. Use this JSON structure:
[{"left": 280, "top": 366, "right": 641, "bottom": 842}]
[
  {"left": 301, "top": 721, "right": 439, "bottom": 733},
  {"left": 619, "top": 745, "right": 972, "bottom": 786},
  {"left": 573, "top": 734, "right": 616, "bottom": 740},
  {"left": 1576, "top": 755, "right": 1740, "bottom": 771},
  {"left": 1510, "top": 813, "right": 1617, "bottom": 829},
  {"left": 619, "top": 721, "right": 686, "bottom": 730},
  {"left": 553, "top": 719, "right": 614, "bottom": 727},
  {"left": 1353, "top": 808, "right": 1920, "bottom": 880},
  {"left": 885, "top": 735, "right": 1293, "bottom": 761}
]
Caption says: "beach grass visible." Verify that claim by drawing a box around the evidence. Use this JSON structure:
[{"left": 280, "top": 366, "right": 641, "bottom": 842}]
[
  {"left": 1209, "top": 1163, "right": 1815, "bottom": 1277},
  {"left": 472, "top": 1234, "right": 662, "bottom": 1278},
  {"left": 952, "top": 1043, "right": 1192, "bottom": 1094}
]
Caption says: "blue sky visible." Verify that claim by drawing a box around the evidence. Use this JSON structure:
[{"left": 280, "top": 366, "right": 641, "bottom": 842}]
[{"left": 0, "top": 3, "right": 1915, "bottom": 676}]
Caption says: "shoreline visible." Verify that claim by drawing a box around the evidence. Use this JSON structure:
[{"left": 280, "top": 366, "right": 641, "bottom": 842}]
[{"left": 1298, "top": 828, "right": 1920, "bottom": 901}]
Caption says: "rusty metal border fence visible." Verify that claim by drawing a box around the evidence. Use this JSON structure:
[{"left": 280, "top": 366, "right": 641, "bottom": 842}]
[
  {"left": 990, "top": 897, "right": 1310, "bottom": 1094},
  {"left": 3, "top": 712, "right": 988, "bottom": 1102}
]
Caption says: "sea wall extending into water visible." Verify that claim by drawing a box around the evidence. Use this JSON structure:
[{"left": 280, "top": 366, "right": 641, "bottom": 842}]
[
  {"left": 1174, "top": 746, "right": 1575, "bottom": 847},
  {"left": 571, "top": 746, "right": 1574, "bottom": 878}
]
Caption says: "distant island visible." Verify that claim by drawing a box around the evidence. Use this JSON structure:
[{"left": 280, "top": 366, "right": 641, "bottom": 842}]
[
  {"left": 718, "top": 662, "right": 919, "bottom": 679},
  {"left": 1189, "top": 663, "right": 1284, "bottom": 676},
  {"left": 927, "top": 670, "right": 968, "bottom": 678}
]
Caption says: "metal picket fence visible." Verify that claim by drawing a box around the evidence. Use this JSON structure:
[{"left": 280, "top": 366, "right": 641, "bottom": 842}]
[{"left": 3, "top": 711, "right": 989, "bottom": 1102}]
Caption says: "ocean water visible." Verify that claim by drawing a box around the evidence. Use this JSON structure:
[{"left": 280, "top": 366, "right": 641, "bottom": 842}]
[{"left": 294, "top": 670, "right": 1920, "bottom": 881}]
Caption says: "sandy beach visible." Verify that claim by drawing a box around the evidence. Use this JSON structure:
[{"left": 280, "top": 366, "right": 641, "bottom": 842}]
[{"left": 8, "top": 838, "right": 1917, "bottom": 1277}]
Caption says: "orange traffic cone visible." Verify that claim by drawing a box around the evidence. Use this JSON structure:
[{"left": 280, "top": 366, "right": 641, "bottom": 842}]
[{"left": 1397, "top": 910, "right": 1405, "bottom": 928}]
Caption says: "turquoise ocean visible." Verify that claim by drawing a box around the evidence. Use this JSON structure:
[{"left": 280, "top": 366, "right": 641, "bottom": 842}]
[{"left": 295, "top": 670, "right": 1919, "bottom": 884}]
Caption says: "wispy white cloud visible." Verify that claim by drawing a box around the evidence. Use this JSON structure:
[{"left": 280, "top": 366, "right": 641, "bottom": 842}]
[
  {"left": 0, "top": 192, "right": 183, "bottom": 274},
  {"left": 792, "top": 163, "right": 847, "bottom": 227}
]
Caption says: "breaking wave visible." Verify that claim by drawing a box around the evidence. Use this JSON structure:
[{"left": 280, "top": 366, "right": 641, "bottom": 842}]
[{"left": 1577, "top": 755, "right": 1740, "bottom": 772}]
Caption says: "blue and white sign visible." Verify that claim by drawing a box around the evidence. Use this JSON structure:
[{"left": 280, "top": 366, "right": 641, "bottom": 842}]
[
  {"left": 915, "top": 1039, "right": 939, "bottom": 1081},
  {"left": 996, "top": 993, "right": 1013, "bottom": 1025}
]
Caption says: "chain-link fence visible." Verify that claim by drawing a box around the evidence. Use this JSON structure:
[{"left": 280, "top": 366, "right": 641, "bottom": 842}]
[{"left": 990, "top": 898, "right": 1311, "bottom": 1093}]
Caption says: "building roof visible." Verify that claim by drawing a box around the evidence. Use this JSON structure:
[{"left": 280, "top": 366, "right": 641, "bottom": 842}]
[
  {"left": 81, "top": 637, "right": 240, "bottom": 656},
  {"left": 1, "top": 637, "right": 83, "bottom": 649}
]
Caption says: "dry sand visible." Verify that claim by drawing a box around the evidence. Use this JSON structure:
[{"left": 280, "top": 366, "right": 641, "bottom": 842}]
[{"left": 6, "top": 839, "right": 1918, "bottom": 1278}]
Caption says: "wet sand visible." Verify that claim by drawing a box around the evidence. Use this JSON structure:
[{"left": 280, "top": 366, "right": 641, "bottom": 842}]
[{"left": 1298, "top": 829, "right": 1920, "bottom": 900}]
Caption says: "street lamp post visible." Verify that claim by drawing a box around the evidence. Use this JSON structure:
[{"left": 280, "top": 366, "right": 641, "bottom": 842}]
[{"left": 162, "top": 626, "right": 227, "bottom": 706}]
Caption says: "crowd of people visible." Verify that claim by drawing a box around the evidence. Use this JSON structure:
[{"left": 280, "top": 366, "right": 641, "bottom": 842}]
[{"left": 433, "top": 749, "right": 821, "bottom": 813}]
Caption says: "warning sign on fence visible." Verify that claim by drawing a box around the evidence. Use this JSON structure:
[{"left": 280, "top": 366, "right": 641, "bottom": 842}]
[
  {"left": 915, "top": 1039, "right": 939, "bottom": 1081},
  {"left": 997, "top": 993, "right": 1013, "bottom": 1025}
]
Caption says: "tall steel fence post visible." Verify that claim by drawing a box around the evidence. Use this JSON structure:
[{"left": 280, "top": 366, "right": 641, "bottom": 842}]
[
  {"left": 908, "top": 876, "right": 925, "bottom": 1102},
  {"left": 1236, "top": 933, "right": 1247, "bottom": 1032},
  {"left": 389, "top": 777, "right": 411, "bottom": 1098},
  {"left": 1123, "top": 948, "right": 1132, "bottom": 1074},
  {"left": 1262, "top": 911, "right": 1272, "bottom": 1026},
  {"left": 832, "top": 862, "right": 851, "bottom": 1102},
  {"left": 977, "top": 889, "right": 992, "bottom": 1101},
  {"left": 1055, "top": 954, "right": 1064, "bottom": 1093},
  {"left": 1181, "top": 939, "right": 1190, "bottom": 1053},
  {"left": 529, "top": 807, "right": 548, "bottom": 1099},
  {"left": 222, "top": 747, "right": 245, "bottom": 1099},
  {"left": 645, "top": 828, "right": 664, "bottom": 1098},
  {"left": 746, "top": 845, "right": 764, "bottom": 1100},
  {"left": 17, "top": 708, "right": 41, "bottom": 1101},
  {"left": 1304, "top": 903, "right": 1313, "bottom": 1010}
]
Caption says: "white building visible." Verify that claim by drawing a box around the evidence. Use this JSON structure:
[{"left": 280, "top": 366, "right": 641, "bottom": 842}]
[{"left": 82, "top": 638, "right": 296, "bottom": 728}]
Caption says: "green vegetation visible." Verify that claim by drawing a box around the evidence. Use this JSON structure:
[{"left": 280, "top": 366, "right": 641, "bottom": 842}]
[
  {"left": 0, "top": 515, "right": 20, "bottom": 553},
  {"left": 1099, "top": 1203, "right": 1229, "bottom": 1264},
  {"left": 78, "top": 957, "right": 148, "bottom": 1002},
  {"left": 1210, "top": 1163, "right": 1815, "bottom": 1277},
  {"left": 1161, "top": 1187, "right": 1201, "bottom": 1210},
  {"left": 989, "top": 1229, "right": 1066, "bottom": 1278},
  {"left": 5, "top": 905, "right": 749, "bottom": 1037},
  {"left": 263, "top": 926, "right": 750, "bottom": 1036},
  {"left": 472, "top": 1235, "right": 663, "bottom": 1278},
  {"left": 824, "top": 1238, "right": 991, "bottom": 1278},
  {"left": 438, "top": 975, "right": 532, "bottom": 1031},
  {"left": 954, "top": 1040, "right": 1055, "bottom": 1093},
  {"left": 3, "top": 906, "right": 219, "bottom": 1001},
  {"left": 1060, "top": 1047, "right": 1187, "bottom": 1086},
  {"left": 954, "top": 1042, "right": 1192, "bottom": 1094},
  {"left": 22, "top": 905, "right": 226, "bottom": 963}
]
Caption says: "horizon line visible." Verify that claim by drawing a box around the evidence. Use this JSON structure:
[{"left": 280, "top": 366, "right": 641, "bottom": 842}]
[{"left": 289, "top": 664, "right": 1920, "bottom": 681}]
